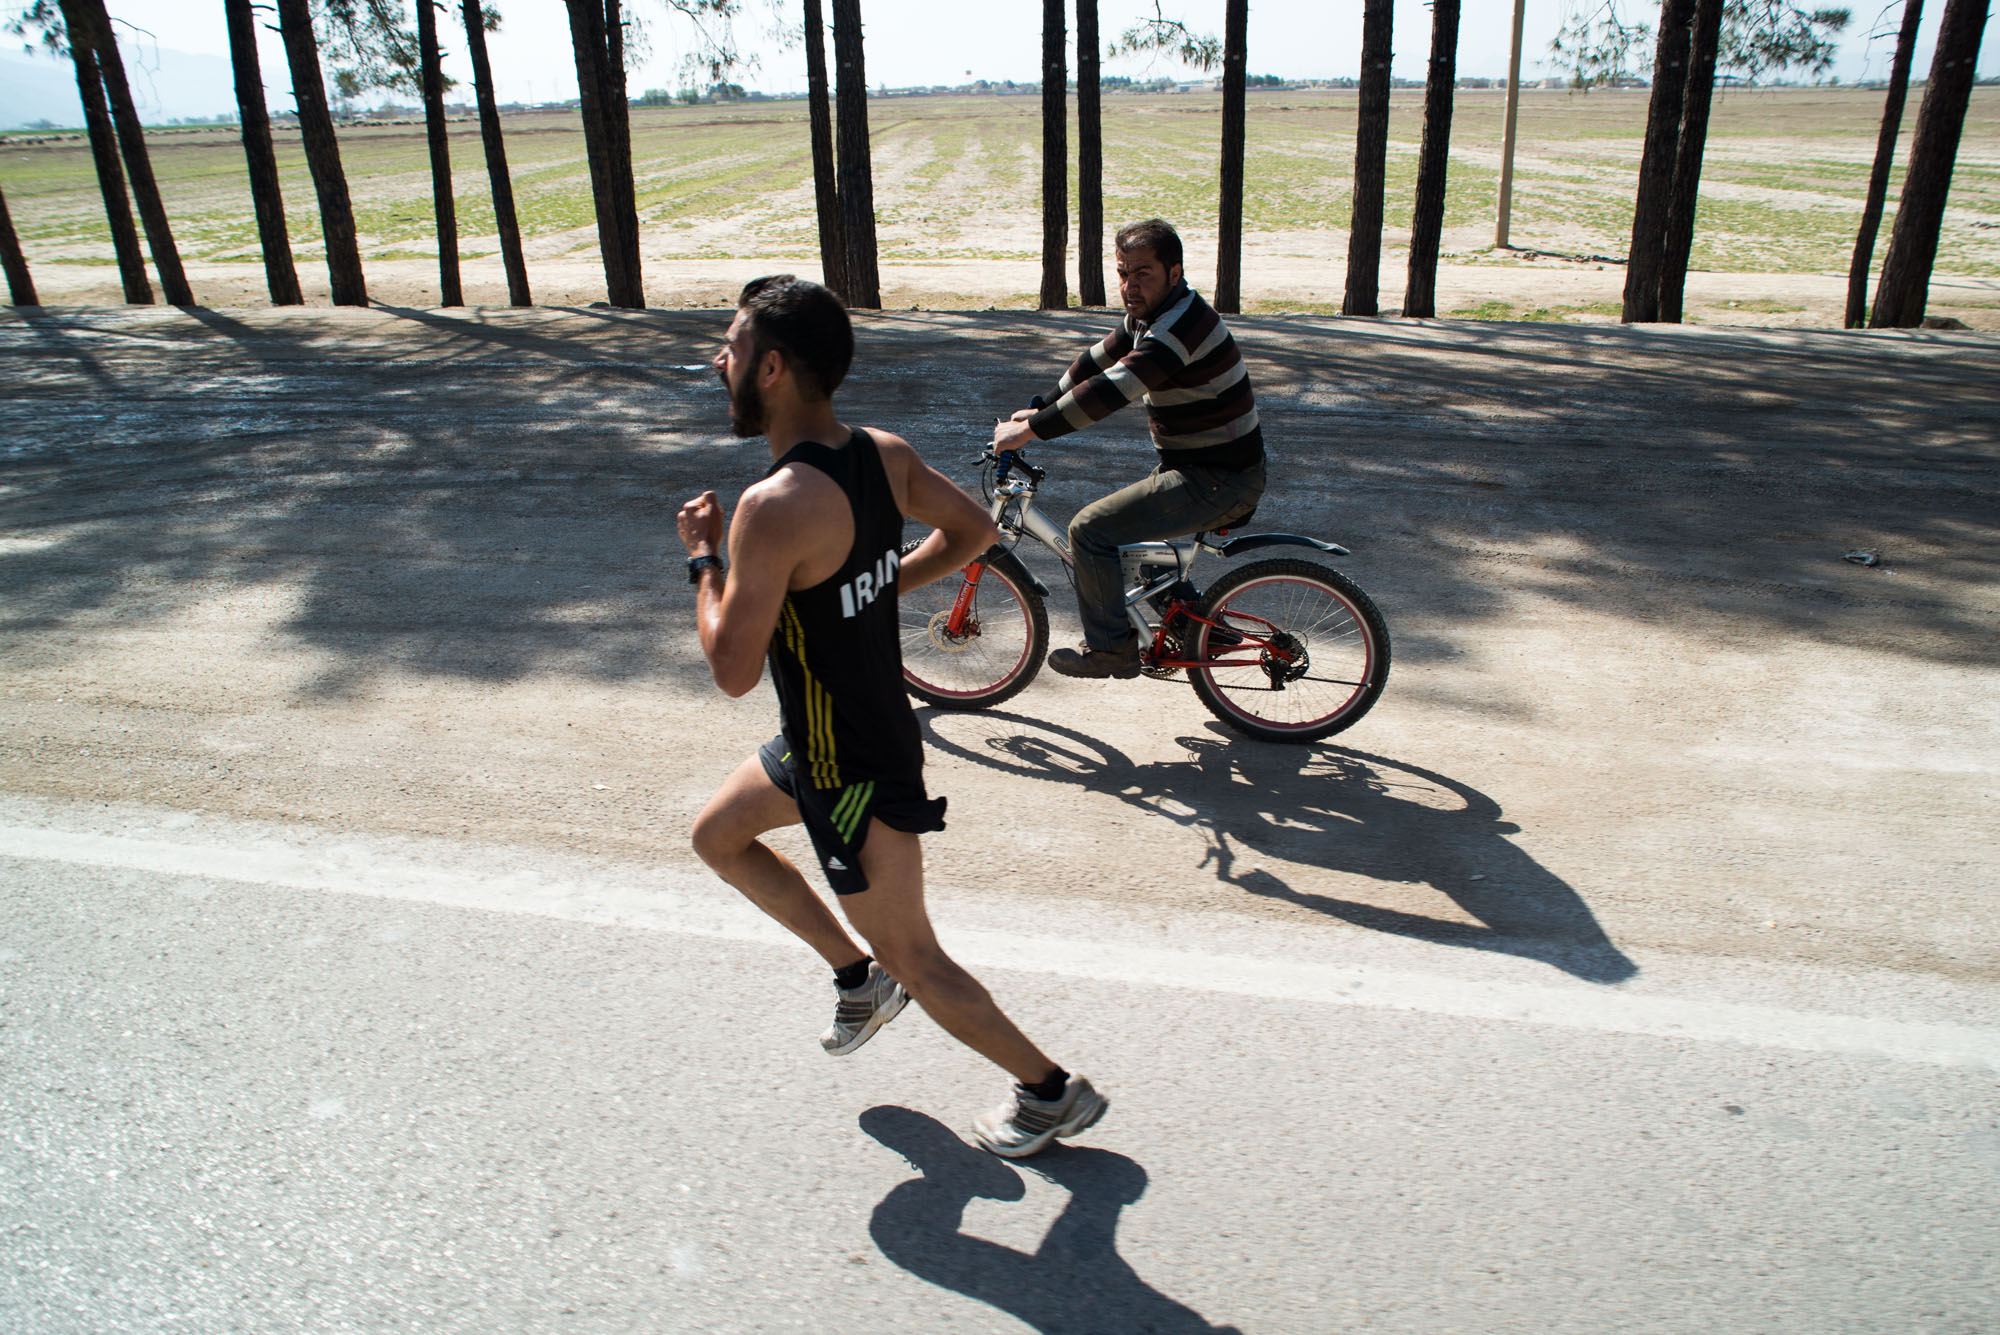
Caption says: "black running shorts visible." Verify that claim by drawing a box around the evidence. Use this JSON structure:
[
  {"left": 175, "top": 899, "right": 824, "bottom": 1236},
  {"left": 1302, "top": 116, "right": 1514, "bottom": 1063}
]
[{"left": 757, "top": 735, "right": 947, "bottom": 895}]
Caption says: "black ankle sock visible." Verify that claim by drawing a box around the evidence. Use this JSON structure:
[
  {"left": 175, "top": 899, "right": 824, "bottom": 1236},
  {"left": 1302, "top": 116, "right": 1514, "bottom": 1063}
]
[
  {"left": 1020, "top": 1066, "right": 1069, "bottom": 1102},
  {"left": 832, "top": 957, "right": 872, "bottom": 992}
]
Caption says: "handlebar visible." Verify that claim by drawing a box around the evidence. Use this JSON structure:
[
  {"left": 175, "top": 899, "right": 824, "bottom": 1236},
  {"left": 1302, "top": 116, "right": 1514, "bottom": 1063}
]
[
  {"left": 978, "top": 394, "right": 1049, "bottom": 485},
  {"left": 981, "top": 446, "right": 1046, "bottom": 486}
]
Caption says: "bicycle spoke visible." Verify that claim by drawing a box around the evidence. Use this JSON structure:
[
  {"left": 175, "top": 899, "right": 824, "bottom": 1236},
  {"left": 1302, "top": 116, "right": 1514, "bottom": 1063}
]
[
  {"left": 1189, "top": 559, "right": 1389, "bottom": 742},
  {"left": 899, "top": 547, "right": 1047, "bottom": 709}
]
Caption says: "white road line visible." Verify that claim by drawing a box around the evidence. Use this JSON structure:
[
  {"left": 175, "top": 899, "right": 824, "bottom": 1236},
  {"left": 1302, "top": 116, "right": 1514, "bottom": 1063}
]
[{"left": 4, "top": 820, "right": 1997, "bottom": 1071}]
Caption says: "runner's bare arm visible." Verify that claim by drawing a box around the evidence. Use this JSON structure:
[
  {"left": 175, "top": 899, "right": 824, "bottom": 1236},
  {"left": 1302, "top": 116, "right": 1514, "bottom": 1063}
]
[
  {"left": 678, "top": 480, "right": 821, "bottom": 698},
  {"left": 869, "top": 430, "right": 1000, "bottom": 591}
]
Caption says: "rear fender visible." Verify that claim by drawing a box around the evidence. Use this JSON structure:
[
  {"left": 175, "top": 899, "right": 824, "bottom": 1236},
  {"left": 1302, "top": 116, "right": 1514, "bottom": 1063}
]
[{"left": 1209, "top": 532, "right": 1351, "bottom": 559}]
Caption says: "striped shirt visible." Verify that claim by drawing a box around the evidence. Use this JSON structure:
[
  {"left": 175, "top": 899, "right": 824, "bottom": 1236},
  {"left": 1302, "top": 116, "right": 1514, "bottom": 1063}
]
[{"left": 1027, "top": 281, "right": 1263, "bottom": 470}]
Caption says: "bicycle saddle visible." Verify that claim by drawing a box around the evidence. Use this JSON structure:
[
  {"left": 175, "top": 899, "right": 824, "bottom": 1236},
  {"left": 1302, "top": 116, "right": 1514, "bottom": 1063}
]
[{"left": 1201, "top": 507, "right": 1257, "bottom": 540}]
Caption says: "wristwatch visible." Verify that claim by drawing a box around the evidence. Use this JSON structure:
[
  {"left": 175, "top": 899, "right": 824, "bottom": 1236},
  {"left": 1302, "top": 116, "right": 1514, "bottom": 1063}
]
[{"left": 687, "top": 554, "right": 725, "bottom": 584}]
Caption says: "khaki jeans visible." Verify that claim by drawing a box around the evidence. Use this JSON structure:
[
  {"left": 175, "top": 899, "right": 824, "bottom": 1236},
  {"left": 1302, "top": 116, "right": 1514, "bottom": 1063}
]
[{"left": 1067, "top": 457, "right": 1266, "bottom": 651}]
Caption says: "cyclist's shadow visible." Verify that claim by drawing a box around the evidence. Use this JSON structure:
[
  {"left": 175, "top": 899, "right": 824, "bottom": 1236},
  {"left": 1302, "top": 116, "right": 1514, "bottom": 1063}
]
[
  {"left": 861, "top": 1105, "right": 1243, "bottom": 1335},
  {"left": 919, "top": 710, "right": 1637, "bottom": 984}
]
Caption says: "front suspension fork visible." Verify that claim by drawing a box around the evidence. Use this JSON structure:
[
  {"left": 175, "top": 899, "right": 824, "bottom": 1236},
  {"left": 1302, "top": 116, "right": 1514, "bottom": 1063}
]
[{"left": 945, "top": 563, "right": 987, "bottom": 636}]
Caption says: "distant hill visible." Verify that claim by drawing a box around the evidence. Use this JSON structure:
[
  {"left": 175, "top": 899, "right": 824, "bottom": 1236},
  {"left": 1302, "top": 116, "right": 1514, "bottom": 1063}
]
[{"left": 2, "top": 45, "right": 244, "bottom": 130}]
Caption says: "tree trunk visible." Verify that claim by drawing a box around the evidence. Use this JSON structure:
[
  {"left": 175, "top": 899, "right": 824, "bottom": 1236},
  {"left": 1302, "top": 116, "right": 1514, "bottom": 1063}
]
[
  {"left": 1846, "top": 0, "right": 1925, "bottom": 328},
  {"left": 1872, "top": 0, "right": 1984, "bottom": 327},
  {"left": 601, "top": 0, "right": 641, "bottom": 303},
  {"left": 67, "top": 0, "right": 193, "bottom": 305},
  {"left": 1622, "top": 0, "right": 1695, "bottom": 323},
  {"left": 223, "top": 0, "right": 301, "bottom": 305},
  {"left": 64, "top": 24, "right": 151, "bottom": 303},
  {"left": 1657, "top": 0, "right": 1721, "bottom": 324},
  {"left": 276, "top": 0, "right": 368, "bottom": 306},
  {"left": 1215, "top": 0, "right": 1248, "bottom": 313},
  {"left": 1872, "top": 0, "right": 1988, "bottom": 328},
  {"left": 562, "top": 0, "right": 642, "bottom": 307},
  {"left": 1403, "top": 0, "right": 1459, "bottom": 318},
  {"left": 461, "top": 0, "right": 531, "bottom": 305},
  {"left": 831, "top": 0, "right": 879, "bottom": 309},
  {"left": 1495, "top": 0, "right": 1526, "bottom": 248},
  {"left": 0, "top": 184, "right": 39, "bottom": 306},
  {"left": 1076, "top": 0, "right": 1103, "bottom": 306},
  {"left": 1343, "top": 0, "right": 1393, "bottom": 317},
  {"left": 802, "top": 0, "right": 846, "bottom": 300},
  {"left": 564, "top": 0, "right": 622, "bottom": 298},
  {"left": 416, "top": 0, "right": 462, "bottom": 306},
  {"left": 1039, "top": 0, "right": 1068, "bottom": 309}
]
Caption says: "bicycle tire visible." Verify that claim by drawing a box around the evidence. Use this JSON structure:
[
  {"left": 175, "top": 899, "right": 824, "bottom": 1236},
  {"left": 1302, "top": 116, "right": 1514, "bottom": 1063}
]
[
  {"left": 1187, "top": 557, "right": 1390, "bottom": 743},
  {"left": 899, "top": 541, "right": 1049, "bottom": 710}
]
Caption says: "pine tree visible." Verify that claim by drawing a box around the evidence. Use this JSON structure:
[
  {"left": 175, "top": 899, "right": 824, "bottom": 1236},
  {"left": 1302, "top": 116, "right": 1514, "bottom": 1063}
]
[
  {"left": 1404, "top": 0, "right": 1460, "bottom": 319},
  {"left": 1343, "top": 0, "right": 1393, "bottom": 317}
]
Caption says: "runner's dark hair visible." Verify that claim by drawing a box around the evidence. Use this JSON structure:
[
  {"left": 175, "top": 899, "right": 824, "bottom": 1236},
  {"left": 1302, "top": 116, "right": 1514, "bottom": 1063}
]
[
  {"left": 737, "top": 274, "right": 852, "bottom": 400},
  {"left": 1114, "top": 218, "right": 1183, "bottom": 269}
]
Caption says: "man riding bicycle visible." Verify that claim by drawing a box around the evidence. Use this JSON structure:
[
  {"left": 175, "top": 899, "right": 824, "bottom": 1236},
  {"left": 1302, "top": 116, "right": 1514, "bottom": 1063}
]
[{"left": 990, "top": 217, "right": 1265, "bottom": 680}]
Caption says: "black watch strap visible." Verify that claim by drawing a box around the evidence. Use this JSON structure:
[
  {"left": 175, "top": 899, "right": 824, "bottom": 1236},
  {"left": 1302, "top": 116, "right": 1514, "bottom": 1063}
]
[{"left": 687, "top": 554, "right": 725, "bottom": 584}]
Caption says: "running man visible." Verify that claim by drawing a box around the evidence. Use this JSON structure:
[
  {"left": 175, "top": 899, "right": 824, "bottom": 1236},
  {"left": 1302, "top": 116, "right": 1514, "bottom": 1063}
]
[{"left": 680, "top": 275, "right": 1106, "bottom": 1157}]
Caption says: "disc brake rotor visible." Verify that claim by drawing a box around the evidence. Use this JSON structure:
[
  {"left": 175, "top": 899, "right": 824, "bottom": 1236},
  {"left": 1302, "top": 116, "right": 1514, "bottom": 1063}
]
[{"left": 926, "top": 607, "right": 977, "bottom": 651}]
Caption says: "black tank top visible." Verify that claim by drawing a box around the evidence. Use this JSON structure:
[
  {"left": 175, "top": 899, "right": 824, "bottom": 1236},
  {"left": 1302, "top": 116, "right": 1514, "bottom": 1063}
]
[{"left": 766, "top": 428, "right": 922, "bottom": 789}]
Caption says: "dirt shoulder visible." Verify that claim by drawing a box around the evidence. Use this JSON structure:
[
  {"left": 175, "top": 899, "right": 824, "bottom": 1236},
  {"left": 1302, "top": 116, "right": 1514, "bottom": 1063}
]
[{"left": 1, "top": 305, "right": 1995, "bottom": 987}]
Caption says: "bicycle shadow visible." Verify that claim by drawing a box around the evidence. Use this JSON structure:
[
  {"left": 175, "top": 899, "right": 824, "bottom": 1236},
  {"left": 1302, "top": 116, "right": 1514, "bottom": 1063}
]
[
  {"left": 919, "top": 711, "right": 1637, "bottom": 984},
  {"left": 862, "top": 1105, "right": 1243, "bottom": 1335}
]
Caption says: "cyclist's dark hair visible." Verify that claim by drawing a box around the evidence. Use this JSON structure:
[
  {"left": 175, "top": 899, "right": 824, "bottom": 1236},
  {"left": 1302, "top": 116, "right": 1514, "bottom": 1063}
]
[
  {"left": 736, "top": 274, "right": 852, "bottom": 400},
  {"left": 1114, "top": 218, "right": 1183, "bottom": 269}
]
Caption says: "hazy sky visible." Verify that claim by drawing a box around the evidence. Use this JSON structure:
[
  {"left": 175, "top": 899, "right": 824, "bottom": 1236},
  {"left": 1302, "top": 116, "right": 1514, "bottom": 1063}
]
[{"left": 54, "top": 0, "right": 1975, "bottom": 109}]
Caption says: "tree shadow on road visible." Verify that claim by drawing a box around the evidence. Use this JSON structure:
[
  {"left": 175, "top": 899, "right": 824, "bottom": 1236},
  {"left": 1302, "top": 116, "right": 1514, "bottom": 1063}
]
[
  {"left": 921, "top": 711, "right": 1637, "bottom": 984},
  {"left": 0, "top": 305, "right": 734, "bottom": 698},
  {"left": 4, "top": 307, "right": 1994, "bottom": 704},
  {"left": 862, "top": 1104, "right": 1242, "bottom": 1335}
]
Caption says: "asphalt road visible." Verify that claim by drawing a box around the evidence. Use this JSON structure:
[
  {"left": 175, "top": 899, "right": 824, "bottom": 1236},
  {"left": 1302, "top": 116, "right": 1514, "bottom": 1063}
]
[
  {"left": 6, "top": 797, "right": 1999, "bottom": 1334},
  {"left": 3, "top": 304, "right": 1997, "bottom": 1332}
]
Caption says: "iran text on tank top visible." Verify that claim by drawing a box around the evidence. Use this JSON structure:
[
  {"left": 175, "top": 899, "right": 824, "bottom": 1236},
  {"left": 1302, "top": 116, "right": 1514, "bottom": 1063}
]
[{"left": 764, "top": 428, "right": 924, "bottom": 790}]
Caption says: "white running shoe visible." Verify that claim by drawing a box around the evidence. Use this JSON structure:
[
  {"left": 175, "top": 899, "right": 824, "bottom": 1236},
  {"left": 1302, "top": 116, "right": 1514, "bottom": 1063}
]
[
  {"left": 820, "top": 962, "right": 909, "bottom": 1056},
  {"left": 971, "top": 1074, "right": 1108, "bottom": 1158}
]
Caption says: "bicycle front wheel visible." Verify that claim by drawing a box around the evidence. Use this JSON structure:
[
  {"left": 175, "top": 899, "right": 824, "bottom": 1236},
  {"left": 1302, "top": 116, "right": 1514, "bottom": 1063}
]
[
  {"left": 1188, "top": 558, "right": 1390, "bottom": 743},
  {"left": 899, "top": 543, "right": 1048, "bottom": 710}
]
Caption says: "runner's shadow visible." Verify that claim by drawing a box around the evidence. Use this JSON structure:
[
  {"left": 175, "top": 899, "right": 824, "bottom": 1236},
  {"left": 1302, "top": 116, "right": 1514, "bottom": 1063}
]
[
  {"left": 920, "top": 711, "right": 1637, "bottom": 984},
  {"left": 862, "top": 1106, "right": 1242, "bottom": 1335}
]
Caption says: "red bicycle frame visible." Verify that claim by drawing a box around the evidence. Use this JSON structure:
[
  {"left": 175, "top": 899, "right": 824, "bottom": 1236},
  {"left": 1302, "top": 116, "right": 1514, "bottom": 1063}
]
[{"left": 1143, "top": 599, "right": 1297, "bottom": 672}]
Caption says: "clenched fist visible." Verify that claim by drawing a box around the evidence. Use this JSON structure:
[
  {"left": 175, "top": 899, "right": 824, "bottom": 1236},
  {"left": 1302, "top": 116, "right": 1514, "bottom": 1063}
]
[{"left": 677, "top": 490, "right": 724, "bottom": 558}]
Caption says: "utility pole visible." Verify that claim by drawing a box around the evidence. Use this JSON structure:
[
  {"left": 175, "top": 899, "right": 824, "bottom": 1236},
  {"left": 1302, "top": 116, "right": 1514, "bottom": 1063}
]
[{"left": 1495, "top": 0, "right": 1526, "bottom": 248}]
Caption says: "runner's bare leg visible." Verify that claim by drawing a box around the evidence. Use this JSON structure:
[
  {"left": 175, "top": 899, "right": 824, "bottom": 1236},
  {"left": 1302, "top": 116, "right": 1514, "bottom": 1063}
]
[
  {"left": 839, "top": 820, "right": 1058, "bottom": 1086},
  {"left": 691, "top": 754, "right": 867, "bottom": 970}
]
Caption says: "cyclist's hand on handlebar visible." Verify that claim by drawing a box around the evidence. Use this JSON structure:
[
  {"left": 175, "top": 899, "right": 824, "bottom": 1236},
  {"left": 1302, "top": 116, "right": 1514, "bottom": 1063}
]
[
  {"left": 1007, "top": 407, "right": 1036, "bottom": 423},
  {"left": 991, "top": 416, "right": 1036, "bottom": 453}
]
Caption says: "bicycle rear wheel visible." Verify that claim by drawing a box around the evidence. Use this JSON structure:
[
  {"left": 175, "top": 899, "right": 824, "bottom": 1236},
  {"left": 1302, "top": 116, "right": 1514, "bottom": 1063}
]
[
  {"left": 899, "top": 543, "right": 1048, "bottom": 710},
  {"left": 1188, "top": 557, "right": 1390, "bottom": 743}
]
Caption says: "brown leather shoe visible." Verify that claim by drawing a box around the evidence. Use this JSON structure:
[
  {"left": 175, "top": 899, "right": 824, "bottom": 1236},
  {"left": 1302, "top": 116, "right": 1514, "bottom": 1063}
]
[{"left": 1047, "top": 642, "right": 1142, "bottom": 679}]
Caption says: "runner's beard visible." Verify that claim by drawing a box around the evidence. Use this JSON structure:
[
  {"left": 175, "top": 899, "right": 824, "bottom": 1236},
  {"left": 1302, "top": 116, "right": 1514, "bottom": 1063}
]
[{"left": 722, "top": 368, "right": 766, "bottom": 438}]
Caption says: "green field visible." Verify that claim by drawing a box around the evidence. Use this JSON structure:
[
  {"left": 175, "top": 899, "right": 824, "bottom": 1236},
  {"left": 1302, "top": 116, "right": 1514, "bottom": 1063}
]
[{"left": 3, "top": 86, "right": 1997, "bottom": 303}]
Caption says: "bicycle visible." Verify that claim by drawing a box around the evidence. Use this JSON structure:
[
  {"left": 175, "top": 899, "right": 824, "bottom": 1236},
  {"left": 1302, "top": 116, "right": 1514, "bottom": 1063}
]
[{"left": 900, "top": 442, "right": 1390, "bottom": 743}]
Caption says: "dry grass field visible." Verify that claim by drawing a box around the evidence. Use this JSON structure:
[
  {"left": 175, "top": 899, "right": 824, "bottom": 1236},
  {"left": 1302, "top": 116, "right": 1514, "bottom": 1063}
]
[{"left": 3, "top": 85, "right": 1997, "bottom": 326}]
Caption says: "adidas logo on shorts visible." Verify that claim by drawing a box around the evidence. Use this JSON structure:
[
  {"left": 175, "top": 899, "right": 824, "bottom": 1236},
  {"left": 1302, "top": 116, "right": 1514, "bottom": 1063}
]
[{"left": 826, "top": 856, "right": 848, "bottom": 871}]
